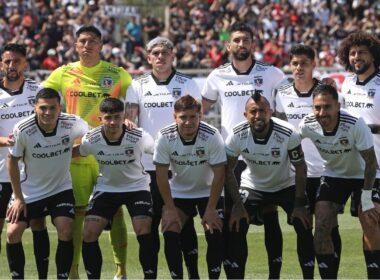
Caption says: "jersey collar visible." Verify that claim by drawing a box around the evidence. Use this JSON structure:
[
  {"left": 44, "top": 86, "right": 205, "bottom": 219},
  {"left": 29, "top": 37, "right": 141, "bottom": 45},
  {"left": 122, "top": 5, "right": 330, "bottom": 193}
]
[
  {"left": 356, "top": 69, "right": 380, "bottom": 86},
  {"left": 231, "top": 59, "right": 256, "bottom": 75},
  {"left": 151, "top": 68, "right": 176, "bottom": 85},
  {"left": 178, "top": 125, "right": 198, "bottom": 146},
  {"left": 293, "top": 78, "right": 319, "bottom": 98},
  {"left": 322, "top": 112, "right": 340, "bottom": 136},
  {"left": 0, "top": 79, "right": 24, "bottom": 96},
  {"left": 101, "top": 124, "right": 126, "bottom": 146}
]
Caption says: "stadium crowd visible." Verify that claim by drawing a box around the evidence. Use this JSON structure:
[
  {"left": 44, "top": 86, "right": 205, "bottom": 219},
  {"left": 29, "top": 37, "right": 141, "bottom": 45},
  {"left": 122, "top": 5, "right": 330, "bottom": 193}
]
[{"left": 0, "top": 0, "right": 379, "bottom": 73}]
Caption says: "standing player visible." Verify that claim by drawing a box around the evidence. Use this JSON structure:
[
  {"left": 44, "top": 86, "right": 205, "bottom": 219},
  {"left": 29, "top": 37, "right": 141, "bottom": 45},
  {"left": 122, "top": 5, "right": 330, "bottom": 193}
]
[
  {"left": 78, "top": 98, "right": 156, "bottom": 279},
  {"left": 6, "top": 88, "right": 89, "bottom": 279},
  {"left": 338, "top": 31, "right": 380, "bottom": 278},
  {"left": 153, "top": 95, "right": 226, "bottom": 279},
  {"left": 225, "top": 92, "right": 313, "bottom": 279},
  {"left": 273, "top": 44, "right": 342, "bottom": 278},
  {"left": 43, "top": 25, "right": 132, "bottom": 279},
  {"left": 299, "top": 84, "right": 380, "bottom": 279},
  {"left": 201, "top": 21, "right": 285, "bottom": 277},
  {"left": 125, "top": 36, "right": 201, "bottom": 278},
  {"left": 0, "top": 43, "right": 50, "bottom": 279}
]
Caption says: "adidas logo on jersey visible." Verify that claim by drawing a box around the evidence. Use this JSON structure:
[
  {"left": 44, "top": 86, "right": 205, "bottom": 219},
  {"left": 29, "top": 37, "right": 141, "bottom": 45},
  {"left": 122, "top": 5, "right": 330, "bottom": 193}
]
[
  {"left": 97, "top": 151, "right": 105, "bottom": 155},
  {"left": 145, "top": 91, "right": 152, "bottom": 96},
  {"left": 0, "top": 103, "right": 9, "bottom": 109},
  {"left": 373, "top": 193, "right": 380, "bottom": 200},
  {"left": 242, "top": 148, "right": 249, "bottom": 153},
  {"left": 367, "top": 263, "right": 379, "bottom": 268},
  {"left": 34, "top": 143, "right": 42, "bottom": 148},
  {"left": 226, "top": 81, "right": 234, "bottom": 86},
  {"left": 288, "top": 102, "right": 294, "bottom": 108},
  {"left": 171, "top": 151, "right": 178, "bottom": 156}
]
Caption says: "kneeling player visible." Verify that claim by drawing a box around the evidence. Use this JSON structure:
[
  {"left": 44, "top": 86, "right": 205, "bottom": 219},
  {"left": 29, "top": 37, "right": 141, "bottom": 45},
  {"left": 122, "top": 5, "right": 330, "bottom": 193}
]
[
  {"left": 79, "top": 98, "right": 156, "bottom": 279},
  {"left": 153, "top": 95, "right": 226, "bottom": 279}
]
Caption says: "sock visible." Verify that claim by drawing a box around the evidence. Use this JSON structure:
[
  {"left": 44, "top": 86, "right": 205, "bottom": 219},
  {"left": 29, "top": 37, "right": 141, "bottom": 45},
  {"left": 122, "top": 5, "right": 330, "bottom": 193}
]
[
  {"left": 225, "top": 219, "right": 249, "bottom": 279},
  {"left": 33, "top": 229, "right": 50, "bottom": 279},
  {"left": 137, "top": 233, "right": 157, "bottom": 279},
  {"left": 205, "top": 230, "right": 223, "bottom": 279},
  {"left": 293, "top": 218, "right": 315, "bottom": 279},
  {"left": 56, "top": 239, "right": 73, "bottom": 279},
  {"left": 263, "top": 212, "right": 282, "bottom": 279},
  {"left": 6, "top": 242, "right": 24, "bottom": 279},
  {"left": 82, "top": 240, "right": 102, "bottom": 279},
  {"left": 70, "top": 207, "right": 85, "bottom": 279},
  {"left": 151, "top": 211, "right": 161, "bottom": 269},
  {"left": 331, "top": 226, "right": 341, "bottom": 278},
  {"left": 222, "top": 211, "right": 233, "bottom": 278},
  {"left": 315, "top": 254, "right": 335, "bottom": 279},
  {"left": 180, "top": 218, "right": 199, "bottom": 279},
  {"left": 364, "top": 250, "right": 380, "bottom": 279},
  {"left": 109, "top": 207, "right": 127, "bottom": 276},
  {"left": 163, "top": 231, "right": 183, "bottom": 279}
]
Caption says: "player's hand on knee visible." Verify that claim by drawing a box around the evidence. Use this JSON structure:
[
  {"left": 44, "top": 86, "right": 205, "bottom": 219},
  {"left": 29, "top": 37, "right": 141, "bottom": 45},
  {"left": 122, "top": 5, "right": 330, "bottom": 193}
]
[
  {"left": 6, "top": 198, "right": 26, "bottom": 224},
  {"left": 229, "top": 203, "right": 249, "bottom": 232},
  {"left": 292, "top": 206, "right": 311, "bottom": 229},
  {"left": 161, "top": 205, "right": 182, "bottom": 232},
  {"left": 201, "top": 208, "right": 222, "bottom": 234}
]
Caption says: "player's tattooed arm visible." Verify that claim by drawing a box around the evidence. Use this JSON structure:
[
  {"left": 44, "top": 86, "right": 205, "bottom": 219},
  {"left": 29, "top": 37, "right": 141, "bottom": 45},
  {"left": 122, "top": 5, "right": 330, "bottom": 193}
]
[
  {"left": 368, "top": 124, "right": 380, "bottom": 135},
  {"left": 272, "top": 111, "right": 287, "bottom": 121},
  {"left": 359, "top": 146, "right": 377, "bottom": 191},
  {"left": 125, "top": 103, "right": 139, "bottom": 124},
  {"left": 225, "top": 155, "right": 241, "bottom": 204}
]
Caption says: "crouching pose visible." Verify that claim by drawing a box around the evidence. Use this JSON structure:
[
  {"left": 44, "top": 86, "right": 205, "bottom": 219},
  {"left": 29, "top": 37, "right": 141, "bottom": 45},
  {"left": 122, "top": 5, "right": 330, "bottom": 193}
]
[{"left": 79, "top": 98, "right": 156, "bottom": 279}]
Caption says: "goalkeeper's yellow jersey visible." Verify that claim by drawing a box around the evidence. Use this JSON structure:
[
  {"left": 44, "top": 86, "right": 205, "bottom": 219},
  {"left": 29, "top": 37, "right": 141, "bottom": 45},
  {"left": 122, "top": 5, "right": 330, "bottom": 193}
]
[{"left": 43, "top": 60, "right": 132, "bottom": 164}]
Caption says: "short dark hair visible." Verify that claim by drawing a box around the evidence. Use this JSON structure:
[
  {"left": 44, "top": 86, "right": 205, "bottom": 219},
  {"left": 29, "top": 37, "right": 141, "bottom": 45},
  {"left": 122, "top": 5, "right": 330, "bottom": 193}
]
[
  {"left": 312, "top": 84, "right": 338, "bottom": 101},
  {"left": 230, "top": 21, "right": 254, "bottom": 40},
  {"left": 35, "top": 88, "right": 61, "bottom": 104},
  {"left": 99, "top": 97, "right": 124, "bottom": 114},
  {"left": 289, "top": 44, "right": 315, "bottom": 60},
  {"left": 174, "top": 95, "right": 201, "bottom": 113},
  {"left": 1, "top": 44, "right": 27, "bottom": 58},
  {"left": 337, "top": 31, "right": 380, "bottom": 71},
  {"left": 76, "top": 25, "right": 102, "bottom": 40}
]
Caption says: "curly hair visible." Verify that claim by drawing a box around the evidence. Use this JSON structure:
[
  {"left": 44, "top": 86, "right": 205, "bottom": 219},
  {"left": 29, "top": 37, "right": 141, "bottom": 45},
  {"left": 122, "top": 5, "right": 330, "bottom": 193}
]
[{"left": 337, "top": 31, "right": 380, "bottom": 72}]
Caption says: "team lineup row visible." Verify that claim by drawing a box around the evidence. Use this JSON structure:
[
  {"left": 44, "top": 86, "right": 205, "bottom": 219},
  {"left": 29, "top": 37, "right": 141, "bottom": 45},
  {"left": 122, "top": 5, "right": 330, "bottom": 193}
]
[{"left": 1, "top": 22, "right": 380, "bottom": 280}]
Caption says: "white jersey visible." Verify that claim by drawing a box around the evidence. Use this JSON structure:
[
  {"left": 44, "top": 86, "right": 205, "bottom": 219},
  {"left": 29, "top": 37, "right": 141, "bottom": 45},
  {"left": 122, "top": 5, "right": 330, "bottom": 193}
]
[
  {"left": 299, "top": 110, "right": 374, "bottom": 179},
  {"left": 274, "top": 78, "right": 323, "bottom": 177},
  {"left": 226, "top": 118, "right": 303, "bottom": 192},
  {"left": 202, "top": 60, "right": 285, "bottom": 138},
  {"left": 0, "top": 79, "right": 41, "bottom": 182},
  {"left": 80, "top": 126, "right": 154, "bottom": 193},
  {"left": 126, "top": 71, "right": 201, "bottom": 170},
  {"left": 341, "top": 70, "right": 380, "bottom": 178},
  {"left": 153, "top": 121, "right": 227, "bottom": 198},
  {"left": 9, "top": 113, "right": 89, "bottom": 203}
]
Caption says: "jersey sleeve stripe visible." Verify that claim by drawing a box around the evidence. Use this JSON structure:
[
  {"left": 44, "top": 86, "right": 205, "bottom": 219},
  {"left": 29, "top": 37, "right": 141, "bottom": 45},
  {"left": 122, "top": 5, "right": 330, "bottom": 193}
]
[
  {"left": 233, "top": 122, "right": 250, "bottom": 134},
  {"left": 273, "top": 123, "right": 292, "bottom": 136},
  {"left": 160, "top": 124, "right": 177, "bottom": 135}
]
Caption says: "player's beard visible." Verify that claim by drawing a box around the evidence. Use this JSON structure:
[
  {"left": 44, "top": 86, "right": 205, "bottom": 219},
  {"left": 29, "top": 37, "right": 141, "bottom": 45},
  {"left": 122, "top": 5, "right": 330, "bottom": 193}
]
[
  {"left": 232, "top": 49, "right": 251, "bottom": 61},
  {"left": 6, "top": 70, "right": 21, "bottom": 82},
  {"left": 351, "top": 61, "right": 372, "bottom": 75}
]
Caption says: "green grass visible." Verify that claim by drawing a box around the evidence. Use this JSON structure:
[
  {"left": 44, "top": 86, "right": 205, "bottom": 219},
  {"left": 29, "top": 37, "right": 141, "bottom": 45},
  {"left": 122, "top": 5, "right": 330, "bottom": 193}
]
[{"left": 0, "top": 207, "right": 366, "bottom": 279}]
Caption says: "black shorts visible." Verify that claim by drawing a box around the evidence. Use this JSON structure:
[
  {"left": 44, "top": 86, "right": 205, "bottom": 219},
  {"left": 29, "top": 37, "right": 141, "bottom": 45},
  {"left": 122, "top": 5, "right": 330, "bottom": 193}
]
[
  {"left": 239, "top": 186, "right": 296, "bottom": 225},
  {"left": 148, "top": 170, "right": 172, "bottom": 218},
  {"left": 0, "top": 182, "right": 12, "bottom": 219},
  {"left": 86, "top": 190, "right": 153, "bottom": 221},
  {"left": 11, "top": 189, "right": 75, "bottom": 223},
  {"left": 225, "top": 160, "right": 247, "bottom": 212},
  {"left": 350, "top": 178, "right": 380, "bottom": 217},
  {"left": 174, "top": 197, "right": 225, "bottom": 220}
]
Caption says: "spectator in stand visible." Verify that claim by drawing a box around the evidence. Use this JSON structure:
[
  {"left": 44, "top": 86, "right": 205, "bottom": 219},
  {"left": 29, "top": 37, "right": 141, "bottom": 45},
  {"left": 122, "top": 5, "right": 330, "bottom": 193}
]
[{"left": 41, "top": 48, "right": 59, "bottom": 70}]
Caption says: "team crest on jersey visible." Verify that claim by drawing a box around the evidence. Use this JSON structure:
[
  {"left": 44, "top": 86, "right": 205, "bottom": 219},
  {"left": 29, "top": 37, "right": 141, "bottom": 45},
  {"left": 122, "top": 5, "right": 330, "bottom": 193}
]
[
  {"left": 28, "top": 97, "right": 35, "bottom": 106},
  {"left": 196, "top": 147, "right": 205, "bottom": 158},
  {"left": 101, "top": 77, "right": 113, "bottom": 88},
  {"left": 62, "top": 135, "right": 70, "bottom": 145},
  {"left": 368, "top": 89, "right": 376, "bottom": 99},
  {"left": 271, "top": 148, "right": 280, "bottom": 158},
  {"left": 172, "top": 88, "right": 182, "bottom": 98},
  {"left": 254, "top": 77, "right": 263, "bottom": 87},
  {"left": 339, "top": 137, "right": 349, "bottom": 146},
  {"left": 125, "top": 148, "right": 134, "bottom": 157}
]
